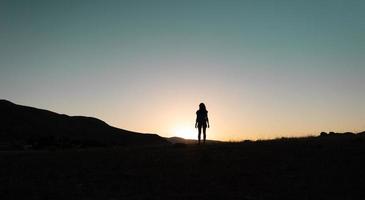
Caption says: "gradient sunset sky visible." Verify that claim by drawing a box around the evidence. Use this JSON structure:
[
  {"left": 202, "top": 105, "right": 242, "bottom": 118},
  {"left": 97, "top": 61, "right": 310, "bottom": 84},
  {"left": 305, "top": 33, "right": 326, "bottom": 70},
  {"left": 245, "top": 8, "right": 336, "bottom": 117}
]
[{"left": 1, "top": 0, "right": 364, "bottom": 140}]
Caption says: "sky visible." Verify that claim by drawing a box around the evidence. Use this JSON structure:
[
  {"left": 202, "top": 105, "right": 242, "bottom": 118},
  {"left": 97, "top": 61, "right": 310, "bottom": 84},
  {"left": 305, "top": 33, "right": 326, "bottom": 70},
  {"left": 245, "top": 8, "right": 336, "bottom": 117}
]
[{"left": 1, "top": 0, "right": 364, "bottom": 141}]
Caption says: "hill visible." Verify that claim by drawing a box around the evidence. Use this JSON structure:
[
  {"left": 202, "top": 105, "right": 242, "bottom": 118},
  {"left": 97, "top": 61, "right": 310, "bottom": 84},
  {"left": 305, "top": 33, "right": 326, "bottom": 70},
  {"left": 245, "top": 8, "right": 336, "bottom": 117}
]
[
  {"left": 0, "top": 99, "right": 168, "bottom": 148},
  {"left": 167, "top": 136, "right": 223, "bottom": 144}
]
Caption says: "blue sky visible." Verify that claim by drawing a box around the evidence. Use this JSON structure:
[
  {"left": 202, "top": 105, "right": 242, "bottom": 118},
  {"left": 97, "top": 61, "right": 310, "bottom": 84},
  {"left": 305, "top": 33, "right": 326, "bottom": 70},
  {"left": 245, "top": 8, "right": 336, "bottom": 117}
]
[{"left": 1, "top": 0, "right": 364, "bottom": 140}]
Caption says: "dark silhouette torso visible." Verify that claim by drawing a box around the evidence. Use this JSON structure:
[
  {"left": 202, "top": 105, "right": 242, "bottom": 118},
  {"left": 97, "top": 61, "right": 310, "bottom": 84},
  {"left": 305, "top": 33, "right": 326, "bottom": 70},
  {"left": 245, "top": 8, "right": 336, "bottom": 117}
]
[{"left": 196, "top": 110, "right": 208, "bottom": 126}]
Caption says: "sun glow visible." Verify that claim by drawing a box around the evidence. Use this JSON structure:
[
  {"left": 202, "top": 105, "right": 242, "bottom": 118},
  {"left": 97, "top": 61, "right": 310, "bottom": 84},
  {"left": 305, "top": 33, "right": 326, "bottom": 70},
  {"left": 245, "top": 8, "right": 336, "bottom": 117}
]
[{"left": 172, "top": 125, "right": 197, "bottom": 139}]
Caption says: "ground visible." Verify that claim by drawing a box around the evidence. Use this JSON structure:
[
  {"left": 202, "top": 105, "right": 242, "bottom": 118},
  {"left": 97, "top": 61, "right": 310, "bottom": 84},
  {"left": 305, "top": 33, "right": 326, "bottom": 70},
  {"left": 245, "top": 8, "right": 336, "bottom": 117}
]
[{"left": 1, "top": 136, "right": 365, "bottom": 200}]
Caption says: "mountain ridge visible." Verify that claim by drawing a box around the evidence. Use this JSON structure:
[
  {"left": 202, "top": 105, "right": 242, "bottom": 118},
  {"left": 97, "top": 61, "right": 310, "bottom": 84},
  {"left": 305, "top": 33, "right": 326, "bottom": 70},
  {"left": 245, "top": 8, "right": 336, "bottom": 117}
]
[{"left": 0, "top": 99, "right": 168, "bottom": 148}]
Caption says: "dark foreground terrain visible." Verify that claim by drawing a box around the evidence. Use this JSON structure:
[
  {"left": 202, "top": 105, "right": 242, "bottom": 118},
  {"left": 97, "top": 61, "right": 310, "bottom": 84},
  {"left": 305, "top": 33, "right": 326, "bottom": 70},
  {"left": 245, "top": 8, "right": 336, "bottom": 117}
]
[{"left": 2, "top": 134, "right": 365, "bottom": 200}]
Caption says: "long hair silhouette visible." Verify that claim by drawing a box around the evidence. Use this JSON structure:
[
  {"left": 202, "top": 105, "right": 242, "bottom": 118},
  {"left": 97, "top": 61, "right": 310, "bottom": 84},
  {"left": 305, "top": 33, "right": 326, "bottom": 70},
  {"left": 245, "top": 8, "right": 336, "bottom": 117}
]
[{"left": 199, "top": 103, "right": 206, "bottom": 111}]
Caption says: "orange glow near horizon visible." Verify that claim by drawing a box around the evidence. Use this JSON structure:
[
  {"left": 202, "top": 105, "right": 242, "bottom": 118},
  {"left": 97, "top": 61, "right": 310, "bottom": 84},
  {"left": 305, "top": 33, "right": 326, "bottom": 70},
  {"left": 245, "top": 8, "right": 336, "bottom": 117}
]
[
  {"left": 171, "top": 124, "right": 196, "bottom": 139},
  {"left": 65, "top": 78, "right": 363, "bottom": 142},
  {"left": 10, "top": 62, "right": 364, "bottom": 142},
  {"left": 26, "top": 87, "right": 365, "bottom": 142},
  {"left": 106, "top": 94, "right": 365, "bottom": 142}
]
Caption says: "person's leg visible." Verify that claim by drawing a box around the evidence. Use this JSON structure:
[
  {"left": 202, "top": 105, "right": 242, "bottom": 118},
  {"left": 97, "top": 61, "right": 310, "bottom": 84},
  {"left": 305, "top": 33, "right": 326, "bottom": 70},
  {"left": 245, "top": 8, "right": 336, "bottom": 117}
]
[
  {"left": 203, "top": 126, "right": 206, "bottom": 143},
  {"left": 198, "top": 125, "right": 202, "bottom": 144}
]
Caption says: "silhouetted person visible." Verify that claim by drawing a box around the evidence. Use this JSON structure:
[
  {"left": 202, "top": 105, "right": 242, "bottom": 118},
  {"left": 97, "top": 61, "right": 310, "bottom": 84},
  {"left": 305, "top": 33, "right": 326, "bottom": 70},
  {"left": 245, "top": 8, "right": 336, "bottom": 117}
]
[{"left": 195, "top": 103, "right": 209, "bottom": 144}]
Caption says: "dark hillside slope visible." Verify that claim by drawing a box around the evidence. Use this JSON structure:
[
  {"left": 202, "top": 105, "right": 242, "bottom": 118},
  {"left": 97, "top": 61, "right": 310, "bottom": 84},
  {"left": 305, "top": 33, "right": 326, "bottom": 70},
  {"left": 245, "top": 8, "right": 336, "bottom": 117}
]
[
  {"left": 167, "top": 136, "right": 222, "bottom": 144},
  {"left": 0, "top": 100, "right": 168, "bottom": 146}
]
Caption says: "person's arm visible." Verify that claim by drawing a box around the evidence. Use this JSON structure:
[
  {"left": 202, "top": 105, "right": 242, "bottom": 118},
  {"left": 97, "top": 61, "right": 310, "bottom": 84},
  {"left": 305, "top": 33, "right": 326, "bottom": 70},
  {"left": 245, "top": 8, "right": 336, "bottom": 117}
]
[
  {"left": 207, "top": 114, "right": 210, "bottom": 128},
  {"left": 195, "top": 112, "right": 198, "bottom": 128}
]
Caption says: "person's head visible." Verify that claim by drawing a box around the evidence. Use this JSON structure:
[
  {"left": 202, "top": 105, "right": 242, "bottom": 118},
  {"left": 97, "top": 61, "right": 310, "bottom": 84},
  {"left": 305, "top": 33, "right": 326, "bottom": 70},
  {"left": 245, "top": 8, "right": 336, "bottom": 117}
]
[{"left": 199, "top": 103, "right": 206, "bottom": 111}]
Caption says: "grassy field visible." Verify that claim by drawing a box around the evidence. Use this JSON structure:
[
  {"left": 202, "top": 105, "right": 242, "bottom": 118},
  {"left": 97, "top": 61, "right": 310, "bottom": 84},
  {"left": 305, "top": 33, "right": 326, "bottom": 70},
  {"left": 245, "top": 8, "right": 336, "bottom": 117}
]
[{"left": 1, "top": 135, "right": 365, "bottom": 200}]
